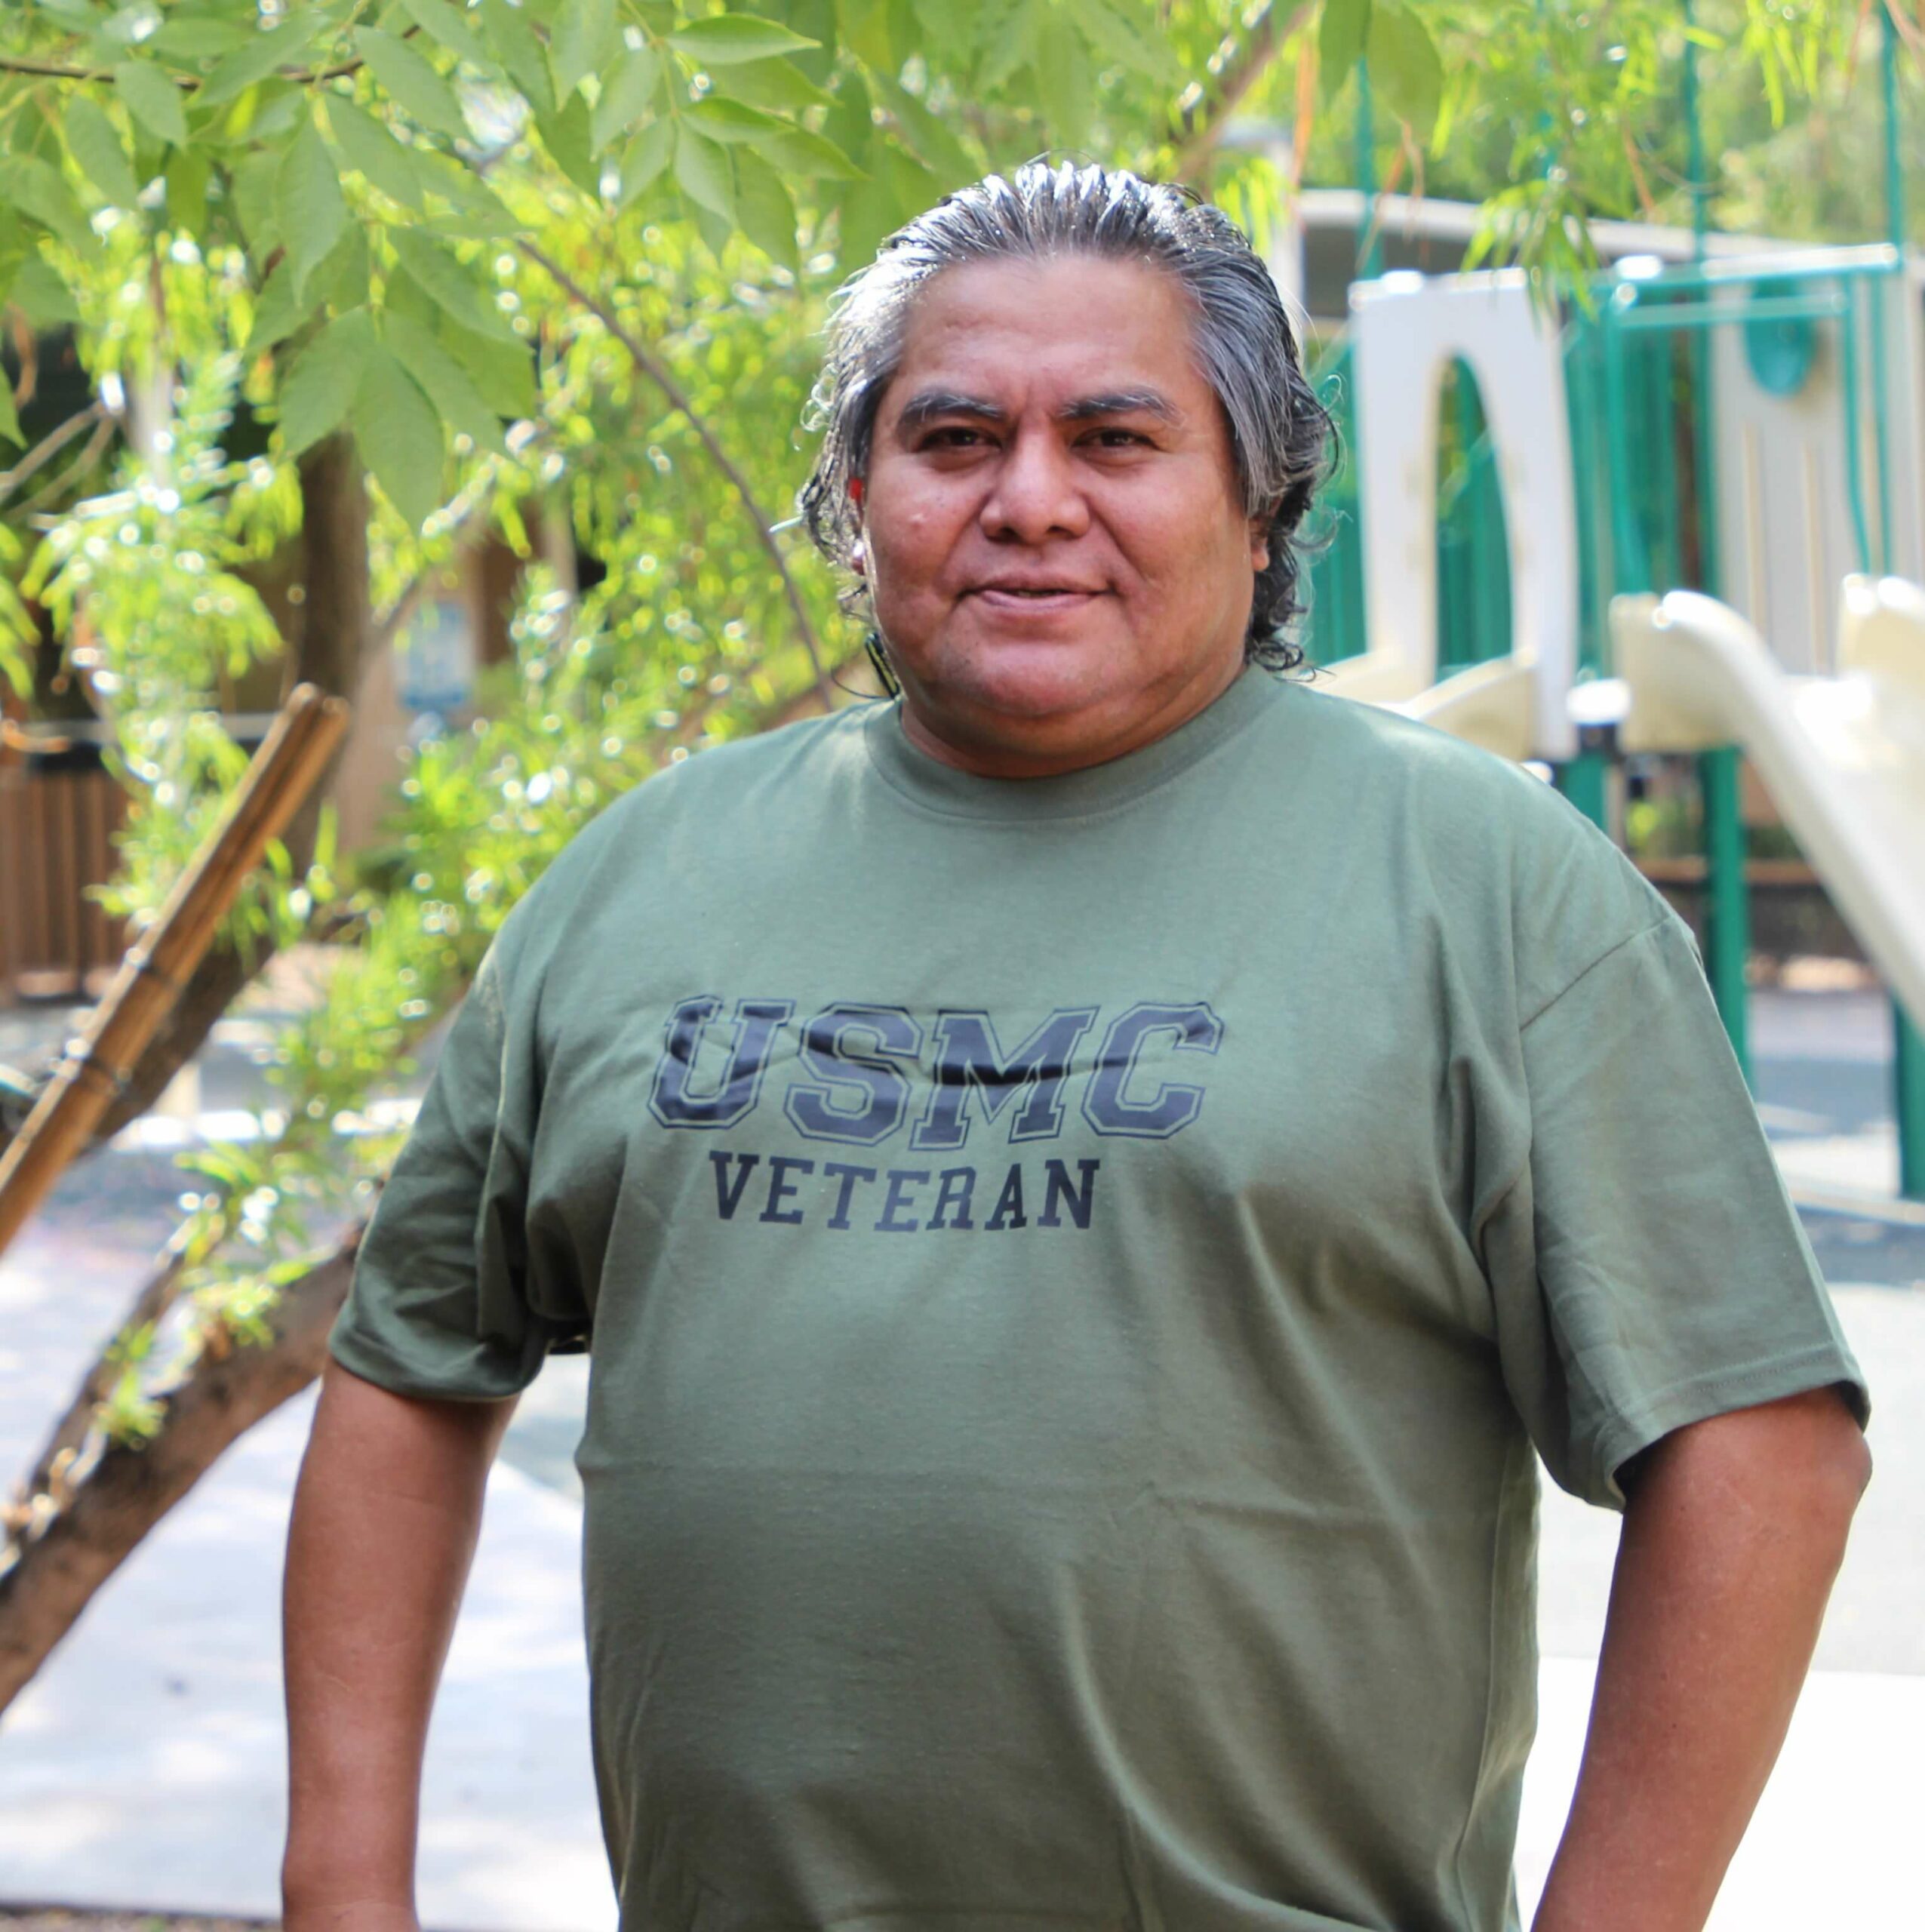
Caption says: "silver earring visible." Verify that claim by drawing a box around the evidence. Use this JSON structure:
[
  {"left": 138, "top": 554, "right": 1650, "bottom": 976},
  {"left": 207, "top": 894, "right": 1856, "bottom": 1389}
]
[{"left": 850, "top": 540, "right": 866, "bottom": 575}]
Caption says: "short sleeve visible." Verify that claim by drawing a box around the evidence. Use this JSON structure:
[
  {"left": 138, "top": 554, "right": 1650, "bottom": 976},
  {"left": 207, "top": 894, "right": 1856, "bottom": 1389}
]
[
  {"left": 330, "top": 937, "right": 561, "bottom": 1401},
  {"left": 1481, "top": 912, "right": 1870, "bottom": 1508}
]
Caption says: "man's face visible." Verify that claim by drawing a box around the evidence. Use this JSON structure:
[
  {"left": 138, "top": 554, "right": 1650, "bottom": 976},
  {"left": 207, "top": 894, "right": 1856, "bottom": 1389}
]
[{"left": 860, "top": 254, "right": 1268, "bottom": 777}]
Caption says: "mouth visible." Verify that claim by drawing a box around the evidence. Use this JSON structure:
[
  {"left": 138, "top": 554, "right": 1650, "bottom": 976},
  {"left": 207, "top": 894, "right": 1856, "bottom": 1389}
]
[{"left": 970, "top": 583, "right": 1105, "bottom": 608}]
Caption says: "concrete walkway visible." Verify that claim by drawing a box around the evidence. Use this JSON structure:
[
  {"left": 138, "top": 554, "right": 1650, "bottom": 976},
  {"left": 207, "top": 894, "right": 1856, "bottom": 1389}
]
[{"left": 1, "top": 986, "right": 1920, "bottom": 1927}]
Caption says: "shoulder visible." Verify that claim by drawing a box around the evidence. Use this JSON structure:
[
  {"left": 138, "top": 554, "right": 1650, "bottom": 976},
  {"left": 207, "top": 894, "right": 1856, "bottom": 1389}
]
[
  {"left": 1250, "top": 675, "right": 1687, "bottom": 1008},
  {"left": 480, "top": 703, "right": 869, "bottom": 978},
  {"left": 617, "top": 700, "right": 872, "bottom": 823}
]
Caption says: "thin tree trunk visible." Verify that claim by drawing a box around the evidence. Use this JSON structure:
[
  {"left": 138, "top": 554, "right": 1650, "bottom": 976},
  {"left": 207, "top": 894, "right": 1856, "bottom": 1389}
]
[
  {"left": 0, "top": 432, "right": 371, "bottom": 1162},
  {"left": 0, "top": 1228, "right": 359, "bottom": 1715},
  {"left": 15, "top": 1239, "right": 191, "bottom": 1509}
]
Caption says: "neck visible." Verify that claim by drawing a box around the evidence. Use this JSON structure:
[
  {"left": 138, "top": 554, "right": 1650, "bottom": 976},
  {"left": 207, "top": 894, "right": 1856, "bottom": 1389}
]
[{"left": 892, "top": 654, "right": 1249, "bottom": 780}]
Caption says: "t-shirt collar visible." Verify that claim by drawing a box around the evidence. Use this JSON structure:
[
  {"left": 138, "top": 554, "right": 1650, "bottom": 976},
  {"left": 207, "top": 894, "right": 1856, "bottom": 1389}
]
[{"left": 861, "top": 664, "right": 1280, "bottom": 823}]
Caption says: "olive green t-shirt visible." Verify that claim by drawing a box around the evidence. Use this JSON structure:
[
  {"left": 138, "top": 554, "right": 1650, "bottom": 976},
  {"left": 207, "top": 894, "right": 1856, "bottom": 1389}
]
[{"left": 332, "top": 667, "right": 1866, "bottom": 1932}]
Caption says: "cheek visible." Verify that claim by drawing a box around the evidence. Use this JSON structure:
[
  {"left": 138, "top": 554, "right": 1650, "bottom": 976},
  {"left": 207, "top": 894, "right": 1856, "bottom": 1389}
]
[{"left": 869, "top": 497, "right": 965, "bottom": 592}]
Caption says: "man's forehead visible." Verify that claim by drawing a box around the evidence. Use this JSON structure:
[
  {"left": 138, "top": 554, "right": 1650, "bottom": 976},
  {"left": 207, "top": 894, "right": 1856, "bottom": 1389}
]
[{"left": 879, "top": 258, "right": 1207, "bottom": 423}]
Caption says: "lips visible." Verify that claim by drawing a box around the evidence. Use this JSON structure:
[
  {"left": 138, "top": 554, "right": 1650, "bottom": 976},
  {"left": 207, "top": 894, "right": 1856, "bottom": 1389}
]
[{"left": 970, "top": 586, "right": 1101, "bottom": 622}]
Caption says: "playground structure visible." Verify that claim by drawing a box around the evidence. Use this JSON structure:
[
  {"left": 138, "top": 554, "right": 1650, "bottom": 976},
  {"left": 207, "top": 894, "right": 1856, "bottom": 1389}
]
[{"left": 1299, "top": 19, "right": 1925, "bottom": 1201}]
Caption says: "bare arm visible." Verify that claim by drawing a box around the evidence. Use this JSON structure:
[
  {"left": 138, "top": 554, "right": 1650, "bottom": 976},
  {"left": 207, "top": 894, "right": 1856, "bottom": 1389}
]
[
  {"left": 1532, "top": 1385, "right": 1870, "bottom": 1932},
  {"left": 282, "top": 1359, "right": 518, "bottom": 1930}
]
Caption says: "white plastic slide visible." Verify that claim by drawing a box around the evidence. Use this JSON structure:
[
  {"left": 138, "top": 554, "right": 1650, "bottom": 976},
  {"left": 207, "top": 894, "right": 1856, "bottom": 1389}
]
[{"left": 1613, "top": 577, "right": 1925, "bottom": 1025}]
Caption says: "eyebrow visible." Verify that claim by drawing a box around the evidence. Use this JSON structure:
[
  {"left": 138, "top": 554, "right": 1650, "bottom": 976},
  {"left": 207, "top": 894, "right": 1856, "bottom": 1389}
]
[
  {"left": 1059, "top": 389, "right": 1183, "bottom": 425},
  {"left": 891, "top": 386, "right": 1183, "bottom": 437}
]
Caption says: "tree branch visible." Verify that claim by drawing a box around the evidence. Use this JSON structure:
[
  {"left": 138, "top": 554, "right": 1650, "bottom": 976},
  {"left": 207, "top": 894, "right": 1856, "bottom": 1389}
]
[
  {"left": 0, "top": 53, "right": 374, "bottom": 85},
  {"left": 0, "top": 1229, "right": 358, "bottom": 1713},
  {"left": 14, "top": 409, "right": 116, "bottom": 515},
  {"left": 0, "top": 401, "right": 104, "bottom": 507},
  {"left": 515, "top": 238, "right": 837, "bottom": 715},
  {"left": 1172, "top": 3, "right": 1310, "bottom": 185},
  {"left": 0, "top": 56, "right": 109, "bottom": 79}
]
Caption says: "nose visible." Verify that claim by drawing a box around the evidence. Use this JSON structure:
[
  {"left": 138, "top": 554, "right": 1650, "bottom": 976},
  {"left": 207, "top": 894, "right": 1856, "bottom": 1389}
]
[{"left": 979, "top": 426, "right": 1090, "bottom": 545}]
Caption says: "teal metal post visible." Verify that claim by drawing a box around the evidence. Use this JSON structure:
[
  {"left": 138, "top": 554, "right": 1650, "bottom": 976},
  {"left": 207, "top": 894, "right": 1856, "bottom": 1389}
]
[
  {"left": 1554, "top": 756, "right": 1609, "bottom": 832},
  {"left": 1698, "top": 746, "right": 1751, "bottom": 1078},
  {"left": 1899, "top": 1001, "right": 1923, "bottom": 1217},
  {"left": 1900, "top": 1011, "right": 1925, "bottom": 1201},
  {"left": 1682, "top": 2, "right": 1751, "bottom": 1082}
]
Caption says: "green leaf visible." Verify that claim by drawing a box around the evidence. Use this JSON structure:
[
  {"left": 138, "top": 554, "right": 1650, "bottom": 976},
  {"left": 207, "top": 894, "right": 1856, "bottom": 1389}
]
[
  {"left": 351, "top": 343, "right": 446, "bottom": 528},
  {"left": 670, "top": 14, "right": 820, "bottom": 66},
  {"left": 480, "top": 0, "right": 555, "bottom": 118},
  {"left": 1319, "top": 0, "right": 1372, "bottom": 99},
  {"left": 834, "top": 163, "right": 897, "bottom": 268},
  {"left": 278, "top": 308, "right": 374, "bottom": 457},
  {"left": 732, "top": 147, "right": 798, "bottom": 273},
  {"left": 399, "top": 0, "right": 493, "bottom": 71},
  {"left": 323, "top": 95, "right": 426, "bottom": 210},
  {"left": 0, "top": 380, "right": 22, "bottom": 451},
  {"left": 196, "top": 13, "right": 331, "bottom": 109},
  {"left": 277, "top": 120, "right": 349, "bottom": 302},
  {"left": 165, "top": 143, "right": 211, "bottom": 236},
  {"left": 7, "top": 254, "right": 81, "bottom": 328},
  {"left": 382, "top": 260, "right": 441, "bottom": 332},
  {"left": 1077, "top": 0, "right": 1175, "bottom": 82},
  {"left": 312, "top": 217, "right": 373, "bottom": 313},
  {"left": 64, "top": 95, "right": 142, "bottom": 209},
  {"left": 228, "top": 149, "right": 282, "bottom": 254},
  {"left": 113, "top": 59, "right": 189, "bottom": 149},
  {"left": 436, "top": 308, "right": 537, "bottom": 417},
  {"left": 884, "top": 143, "right": 937, "bottom": 226},
  {"left": 0, "top": 155, "right": 94, "bottom": 253},
  {"left": 686, "top": 97, "right": 786, "bottom": 145},
  {"left": 674, "top": 124, "right": 734, "bottom": 222},
  {"left": 976, "top": 0, "right": 1040, "bottom": 92},
  {"left": 242, "top": 257, "right": 321, "bottom": 356},
  {"left": 1032, "top": 16, "right": 1091, "bottom": 151},
  {"left": 389, "top": 228, "right": 520, "bottom": 342},
  {"left": 834, "top": 0, "right": 893, "bottom": 72},
  {"left": 413, "top": 149, "right": 527, "bottom": 235},
  {"left": 710, "top": 57, "right": 835, "bottom": 113},
  {"left": 355, "top": 26, "right": 472, "bottom": 141},
  {"left": 380, "top": 306, "right": 506, "bottom": 453},
  {"left": 550, "top": 0, "right": 617, "bottom": 100},
  {"left": 148, "top": 18, "right": 255, "bottom": 63},
  {"left": 591, "top": 46, "right": 662, "bottom": 155},
  {"left": 823, "top": 67, "right": 874, "bottom": 164},
  {"left": 245, "top": 83, "right": 309, "bottom": 146},
  {"left": 750, "top": 122, "right": 859, "bottom": 180},
  {"left": 688, "top": 193, "right": 733, "bottom": 262},
  {"left": 536, "top": 91, "right": 599, "bottom": 193},
  {"left": 615, "top": 115, "right": 675, "bottom": 208},
  {"left": 868, "top": 72, "right": 972, "bottom": 182},
  {"left": 1367, "top": 0, "right": 1441, "bottom": 140}
]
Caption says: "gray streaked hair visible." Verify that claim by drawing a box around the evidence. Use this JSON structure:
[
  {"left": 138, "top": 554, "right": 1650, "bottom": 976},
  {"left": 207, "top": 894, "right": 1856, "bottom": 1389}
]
[{"left": 799, "top": 160, "right": 1333, "bottom": 673}]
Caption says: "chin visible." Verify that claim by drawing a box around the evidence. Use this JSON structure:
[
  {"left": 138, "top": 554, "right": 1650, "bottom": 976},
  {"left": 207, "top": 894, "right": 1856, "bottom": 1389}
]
[{"left": 924, "top": 638, "right": 1123, "bottom": 724}]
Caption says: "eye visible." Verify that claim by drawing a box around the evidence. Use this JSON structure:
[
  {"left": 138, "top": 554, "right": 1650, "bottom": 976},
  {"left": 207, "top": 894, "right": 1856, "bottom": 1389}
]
[
  {"left": 1085, "top": 427, "right": 1152, "bottom": 450},
  {"left": 921, "top": 425, "right": 989, "bottom": 450}
]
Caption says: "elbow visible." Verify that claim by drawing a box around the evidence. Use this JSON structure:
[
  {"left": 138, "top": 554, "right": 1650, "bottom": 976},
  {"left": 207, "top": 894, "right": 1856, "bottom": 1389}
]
[{"left": 1790, "top": 1386, "right": 1871, "bottom": 1559}]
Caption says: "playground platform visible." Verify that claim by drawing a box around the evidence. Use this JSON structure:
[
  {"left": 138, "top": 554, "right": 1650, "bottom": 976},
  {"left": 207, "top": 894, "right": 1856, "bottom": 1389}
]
[{"left": 0, "top": 989, "right": 1919, "bottom": 1928}]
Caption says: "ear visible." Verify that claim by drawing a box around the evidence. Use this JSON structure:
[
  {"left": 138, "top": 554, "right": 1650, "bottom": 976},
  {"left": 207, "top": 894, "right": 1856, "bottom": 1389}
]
[{"left": 1248, "top": 510, "right": 1271, "bottom": 574}]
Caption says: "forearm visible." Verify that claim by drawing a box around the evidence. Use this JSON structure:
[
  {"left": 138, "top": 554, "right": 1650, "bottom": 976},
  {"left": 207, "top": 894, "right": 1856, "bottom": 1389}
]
[
  {"left": 1533, "top": 1386, "right": 1869, "bottom": 1932},
  {"left": 282, "top": 1360, "right": 516, "bottom": 1923}
]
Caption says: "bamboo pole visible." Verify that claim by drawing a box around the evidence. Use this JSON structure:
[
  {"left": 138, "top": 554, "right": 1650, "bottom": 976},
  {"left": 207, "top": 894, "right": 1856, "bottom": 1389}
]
[{"left": 0, "top": 684, "right": 349, "bottom": 1261}]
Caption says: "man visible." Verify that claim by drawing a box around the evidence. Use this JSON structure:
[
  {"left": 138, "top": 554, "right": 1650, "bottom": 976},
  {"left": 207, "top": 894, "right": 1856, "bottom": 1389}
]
[{"left": 284, "top": 163, "right": 1870, "bottom": 1932}]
